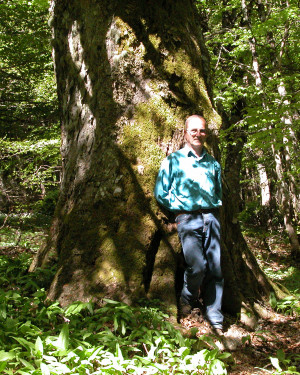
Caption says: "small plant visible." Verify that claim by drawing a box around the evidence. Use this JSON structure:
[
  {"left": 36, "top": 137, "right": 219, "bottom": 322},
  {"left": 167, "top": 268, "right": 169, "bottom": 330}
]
[
  {"left": 266, "top": 349, "right": 300, "bottom": 374},
  {"left": 275, "top": 296, "right": 300, "bottom": 316},
  {"left": 269, "top": 292, "right": 300, "bottom": 316}
]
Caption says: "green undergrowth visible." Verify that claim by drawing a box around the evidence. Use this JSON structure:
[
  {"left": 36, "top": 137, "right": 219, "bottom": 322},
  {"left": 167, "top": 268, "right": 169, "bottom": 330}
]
[
  {"left": 1, "top": 218, "right": 298, "bottom": 374},
  {"left": 242, "top": 227, "right": 300, "bottom": 317},
  {"left": 0, "top": 252, "right": 231, "bottom": 374},
  {"left": 0, "top": 212, "right": 52, "bottom": 254}
]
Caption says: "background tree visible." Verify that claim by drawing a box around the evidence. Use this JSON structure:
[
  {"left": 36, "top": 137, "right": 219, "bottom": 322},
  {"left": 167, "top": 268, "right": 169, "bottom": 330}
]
[
  {"left": 198, "top": 0, "right": 299, "bottom": 258},
  {"left": 28, "top": 0, "right": 282, "bottom": 327},
  {"left": 0, "top": 0, "right": 60, "bottom": 211}
]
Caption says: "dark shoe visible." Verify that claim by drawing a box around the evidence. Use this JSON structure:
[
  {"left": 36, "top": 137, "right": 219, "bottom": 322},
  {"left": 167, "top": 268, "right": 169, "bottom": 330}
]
[
  {"left": 179, "top": 300, "right": 192, "bottom": 318},
  {"left": 212, "top": 327, "right": 224, "bottom": 336}
]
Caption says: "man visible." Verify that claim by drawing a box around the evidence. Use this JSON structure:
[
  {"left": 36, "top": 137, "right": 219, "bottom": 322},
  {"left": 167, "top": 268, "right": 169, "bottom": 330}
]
[{"left": 154, "top": 115, "right": 224, "bottom": 332}]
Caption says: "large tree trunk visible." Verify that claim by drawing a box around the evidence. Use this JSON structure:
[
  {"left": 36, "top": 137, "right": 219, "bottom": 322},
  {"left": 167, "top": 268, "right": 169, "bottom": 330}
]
[{"left": 30, "top": 0, "right": 276, "bottom": 324}]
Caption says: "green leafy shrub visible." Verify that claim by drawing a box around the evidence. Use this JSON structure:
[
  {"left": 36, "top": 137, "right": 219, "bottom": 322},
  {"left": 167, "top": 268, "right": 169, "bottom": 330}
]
[
  {"left": 269, "top": 292, "right": 300, "bottom": 316},
  {"left": 238, "top": 201, "right": 262, "bottom": 226},
  {"left": 33, "top": 189, "right": 60, "bottom": 216},
  {"left": 0, "top": 253, "right": 231, "bottom": 375},
  {"left": 0, "top": 138, "right": 61, "bottom": 208},
  {"left": 268, "top": 349, "right": 300, "bottom": 374},
  {"left": 239, "top": 201, "right": 284, "bottom": 229}
]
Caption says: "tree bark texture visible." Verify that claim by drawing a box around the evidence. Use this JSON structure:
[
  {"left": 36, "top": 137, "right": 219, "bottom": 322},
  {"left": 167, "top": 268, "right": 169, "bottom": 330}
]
[{"left": 31, "top": 0, "right": 276, "bottom": 321}]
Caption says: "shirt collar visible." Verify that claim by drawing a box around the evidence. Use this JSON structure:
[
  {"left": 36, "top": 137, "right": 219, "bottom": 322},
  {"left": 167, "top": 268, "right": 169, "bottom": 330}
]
[{"left": 183, "top": 144, "right": 207, "bottom": 160}]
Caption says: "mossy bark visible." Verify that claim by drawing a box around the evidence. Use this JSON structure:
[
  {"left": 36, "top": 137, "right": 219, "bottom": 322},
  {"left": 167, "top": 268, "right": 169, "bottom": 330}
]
[{"left": 31, "top": 0, "right": 275, "bottom": 321}]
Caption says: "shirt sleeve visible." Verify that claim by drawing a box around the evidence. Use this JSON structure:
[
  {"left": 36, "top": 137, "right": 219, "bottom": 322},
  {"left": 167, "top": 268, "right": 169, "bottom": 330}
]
[{"left": 154, "top": 156, "right": 173, "bottom": 211}]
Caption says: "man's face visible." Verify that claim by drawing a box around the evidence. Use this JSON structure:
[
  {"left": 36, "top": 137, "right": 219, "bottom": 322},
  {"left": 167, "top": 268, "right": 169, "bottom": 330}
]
[{"left": 184, "top": 117, "right": 207, "bottom": 150}]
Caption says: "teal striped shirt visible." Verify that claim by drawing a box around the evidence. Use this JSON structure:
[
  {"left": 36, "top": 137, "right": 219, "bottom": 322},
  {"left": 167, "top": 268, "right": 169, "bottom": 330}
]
[{"left": 154, "top": 145, "right": 222, "bottom": 212}]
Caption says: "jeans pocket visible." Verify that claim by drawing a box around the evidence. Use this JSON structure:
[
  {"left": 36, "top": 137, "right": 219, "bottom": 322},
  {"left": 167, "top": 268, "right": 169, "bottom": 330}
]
[{"left": 175, "top": 214, "right": 191, "bottom": 225}]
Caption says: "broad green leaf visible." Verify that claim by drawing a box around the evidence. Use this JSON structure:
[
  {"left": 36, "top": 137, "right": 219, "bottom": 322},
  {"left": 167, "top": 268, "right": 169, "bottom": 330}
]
[
  {"left": 177, "top": 346, "right": 190, "bottom": 357},
  {"left": 12, "top": 337, "right": 35, "bottom": 351},
  {"left": 276, "top": 349, "right": 286, "bottom": 362},
  {"left": 209, "top": 359, "right": 227, "bottom": 375},
  {"left": 189, "top": 327, "right": 198, "bottom": 337},
  {"left": 64, "top": 301, "right": 94, "bottom": 316},
  {"left": 115, "top": 343, "right": 123, "bottom": 361},
  {"left": 113, "top": 315, "right": 119, "bottom": 331},
  {"left": 40, "top": 362, "right": 50, "bottom": 375},
  {"left": 0, "top": 303, "right": 6, "bottom": 320},
  {"left": 56, "top": 324, "right": 69, "bottom": 351},
  {"left": 0, "top": 351, "right": 15, "bottom": 361},
  {"left": 35, "top": 336, "right": 43, "bottom": 356},
  {"left": 89, "top": 347, "right": 104, "bottom": 361},
  {"left": 269, "top": 292, "right": 277, "bottom": 309},
  {"left": 49, "top": 361, "right": 71, "bottom": 373},
  {"left": 270, "top": 357, "right": 282, "bottom": 371},
  {"left": 0, "top": 362, "right": 7, "bottom": 372},
  {"left": 43, "top": 355, "right": 57, "bottom": 362},
  {"left": 218, "top": 352, "right": 232, "bottom": 360},
  {"left": 121, "top": 320, "right": 126, "bottom": 335},
  {"left": 19, "top": 358, "right": 35, "bottom": 370},
  {"left": 103, "top": 298, "right": 121, "bottom": 305}
]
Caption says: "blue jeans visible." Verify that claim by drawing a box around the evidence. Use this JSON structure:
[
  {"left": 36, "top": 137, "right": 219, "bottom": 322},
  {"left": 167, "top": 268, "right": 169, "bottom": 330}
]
[{"left": 175, "top": 210, "right": 224, "bottom": 328}]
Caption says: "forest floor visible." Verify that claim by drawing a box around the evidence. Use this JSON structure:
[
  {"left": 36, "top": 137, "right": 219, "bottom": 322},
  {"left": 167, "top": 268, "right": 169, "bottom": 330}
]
[
  {"left": 0, "top": 216, "right": 299, "bottom": 374},
  {"left": 180, "top": 231, "right": 300, "bottom": 374}
]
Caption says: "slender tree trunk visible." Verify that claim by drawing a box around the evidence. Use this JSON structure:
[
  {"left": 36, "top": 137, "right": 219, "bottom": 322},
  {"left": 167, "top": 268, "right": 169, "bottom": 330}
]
[
  {"left": 30, "top": 0, "right": 277, "bottom": 325},
  {"left": 242, "top": 0, "right": 299, "bottom": 259},
  {"left": 257, "top": 164, "right": 271, "bottom": 206},
  {"left": 272, "top": 143, "right": 300, "bottom": 258},
  {"left": 273, "top": 15, "right": 300, "bottom": 258}
]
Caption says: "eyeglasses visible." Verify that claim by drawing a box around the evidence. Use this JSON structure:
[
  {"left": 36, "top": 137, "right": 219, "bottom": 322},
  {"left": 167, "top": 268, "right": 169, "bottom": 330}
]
[{"left": 187, "top": 129, "right": 207, "bottom": 136}]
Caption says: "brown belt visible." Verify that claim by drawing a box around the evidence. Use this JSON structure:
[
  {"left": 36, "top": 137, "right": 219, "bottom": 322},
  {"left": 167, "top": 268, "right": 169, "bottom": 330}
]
[{"left": 175, "top": 208, "right": 216, "bottom": 217}]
